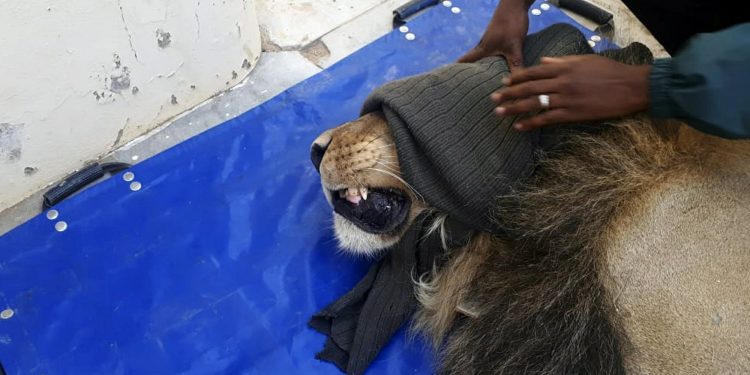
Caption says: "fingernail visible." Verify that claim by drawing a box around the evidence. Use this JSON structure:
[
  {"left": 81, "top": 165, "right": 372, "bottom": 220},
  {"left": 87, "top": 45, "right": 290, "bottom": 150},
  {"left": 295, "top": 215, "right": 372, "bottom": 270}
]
[
  {"left": 495, "top": 107, "right": 506, "bottom": 116},
  {"left": 490, "top": 93, "right": 501, "bottom": 102},
  {"left": 501, "top": 77, "right": 511, "bottom": 85},
  {"left": 514, "top": 123, "right": 524, "bottom": 130}
]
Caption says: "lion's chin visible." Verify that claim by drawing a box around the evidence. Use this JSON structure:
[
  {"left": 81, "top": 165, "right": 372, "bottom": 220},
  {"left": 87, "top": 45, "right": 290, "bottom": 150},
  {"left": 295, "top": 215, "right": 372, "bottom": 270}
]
[{"left": 333, "top": 214, "right": 401, "bottom": 256}]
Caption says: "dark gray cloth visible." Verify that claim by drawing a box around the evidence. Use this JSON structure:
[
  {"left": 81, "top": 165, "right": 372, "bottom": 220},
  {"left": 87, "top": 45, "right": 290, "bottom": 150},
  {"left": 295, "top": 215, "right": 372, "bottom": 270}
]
[
  {"left": 309, "top": 213, "right": 473, "bottom": 375},
  {"left": 361, "top": 23, "right": 592, "bottom": 233}
]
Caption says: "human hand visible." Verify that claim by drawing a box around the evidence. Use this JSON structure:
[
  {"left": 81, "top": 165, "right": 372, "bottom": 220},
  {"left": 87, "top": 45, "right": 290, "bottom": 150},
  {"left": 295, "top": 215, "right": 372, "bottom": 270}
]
[
  {"left": 491, "top": 55, "right": 652, "bottom": 130},
  {"left": 457, "top": 0, "right": 531, "bottom": 70}
]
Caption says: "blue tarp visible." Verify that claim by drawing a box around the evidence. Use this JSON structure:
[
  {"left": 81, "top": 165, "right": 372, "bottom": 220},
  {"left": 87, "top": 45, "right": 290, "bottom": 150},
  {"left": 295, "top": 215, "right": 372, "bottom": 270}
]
[{"left": 0, "top": 1, "right": 615, "bottom": 373}]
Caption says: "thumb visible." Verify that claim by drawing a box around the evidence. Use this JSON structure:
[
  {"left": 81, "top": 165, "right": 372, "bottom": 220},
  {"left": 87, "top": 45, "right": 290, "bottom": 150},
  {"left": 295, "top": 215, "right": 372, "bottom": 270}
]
[
  {"left": 540, "top": 56, "right": 565, "bottom": 64},
  {"left": 504, "top": 46, "right": 524, "bottom": 72},
  {"left": 457, "top": 47, "right": 487, "bottom": 63}
]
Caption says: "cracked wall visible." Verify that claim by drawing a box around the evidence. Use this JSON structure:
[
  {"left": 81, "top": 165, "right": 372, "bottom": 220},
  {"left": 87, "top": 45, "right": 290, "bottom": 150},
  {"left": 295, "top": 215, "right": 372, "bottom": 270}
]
[{"left": 0, "top": 0, "right": 262, "bottom": 212}]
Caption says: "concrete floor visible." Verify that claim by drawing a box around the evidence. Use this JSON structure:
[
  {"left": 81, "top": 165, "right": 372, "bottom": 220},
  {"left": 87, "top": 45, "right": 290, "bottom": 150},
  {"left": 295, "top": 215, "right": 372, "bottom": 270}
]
[{"left": 0, "top": 0, "right": 663, "bottom": 236}]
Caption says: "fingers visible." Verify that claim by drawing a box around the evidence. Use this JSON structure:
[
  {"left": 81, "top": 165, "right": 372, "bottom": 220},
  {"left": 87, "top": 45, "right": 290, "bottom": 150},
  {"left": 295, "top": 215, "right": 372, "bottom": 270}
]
[
  {"left": 457, "top": 47, "right": 487, "bottom": 63},
  {"left": 540, "top": 56, "right": 566, "bottom": 65},
  {"left": 514, "top": 109, "right": 575, "bottom": 131},
  {"left": 494, "top": 94, "right": 563, "bottom": 117},
  {"left": 459, "top": 46, "right": 525, "bottom": 70},
  {"left": 505, "top": 61, "right": 565, "bottom": 85},
  {"left": 491, "top": 79, "right": 557, "bottom": 103}
]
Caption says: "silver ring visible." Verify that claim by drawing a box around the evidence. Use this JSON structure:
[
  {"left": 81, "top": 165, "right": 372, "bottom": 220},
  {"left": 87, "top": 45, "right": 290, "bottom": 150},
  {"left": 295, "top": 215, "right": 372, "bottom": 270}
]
[{"left": 538, "top": 94, "right": 550, "bottom": 109}]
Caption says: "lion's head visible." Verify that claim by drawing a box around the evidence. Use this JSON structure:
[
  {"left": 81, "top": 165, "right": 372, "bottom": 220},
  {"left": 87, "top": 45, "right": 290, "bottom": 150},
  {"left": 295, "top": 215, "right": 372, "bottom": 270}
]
[{"left": 310, "top": 112, "right": 425, "bottom": 255}]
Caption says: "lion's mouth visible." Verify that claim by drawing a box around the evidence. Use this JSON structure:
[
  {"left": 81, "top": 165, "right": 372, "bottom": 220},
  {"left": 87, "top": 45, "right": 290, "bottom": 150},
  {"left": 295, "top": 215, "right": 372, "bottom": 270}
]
[{"left": 331, "top": 187, "right": 410, "bottom": 234}]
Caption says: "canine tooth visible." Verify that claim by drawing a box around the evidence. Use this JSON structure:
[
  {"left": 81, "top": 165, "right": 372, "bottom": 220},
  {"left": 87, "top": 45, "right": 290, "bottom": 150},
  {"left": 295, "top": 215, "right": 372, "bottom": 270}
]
[
  {"left": 360, "top": 187, "right": 368, "bottom": 200},
  {"left": 347, "top": 187, "right": 358, "bottom": 197}
]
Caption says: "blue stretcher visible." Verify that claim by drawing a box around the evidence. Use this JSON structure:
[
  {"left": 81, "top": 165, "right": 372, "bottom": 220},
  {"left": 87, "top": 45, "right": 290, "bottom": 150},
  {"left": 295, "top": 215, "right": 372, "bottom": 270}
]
[{"left": 0, "top": 1, "right": 615, "bottom": 373}]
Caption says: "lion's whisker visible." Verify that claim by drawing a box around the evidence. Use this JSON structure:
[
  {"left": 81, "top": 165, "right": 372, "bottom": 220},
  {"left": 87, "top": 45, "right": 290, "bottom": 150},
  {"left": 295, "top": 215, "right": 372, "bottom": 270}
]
[{"left": 365, "top": 167, "right": 424, "bottom": 201}]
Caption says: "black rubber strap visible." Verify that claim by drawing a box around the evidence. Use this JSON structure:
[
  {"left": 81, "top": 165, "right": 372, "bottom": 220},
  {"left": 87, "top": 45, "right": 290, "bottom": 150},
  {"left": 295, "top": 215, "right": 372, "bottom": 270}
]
[
  {"left": 43, "top": 162, "right": 131, "bottom": 209},
  {"left": 393, "top": 0, "right": 439, "bottom": 26},
  {"left": 0, "top": 360, "right": 7, "bottom": 375},
  {"left": 558, "top": 0, "right": 613, "bottom": 27}
]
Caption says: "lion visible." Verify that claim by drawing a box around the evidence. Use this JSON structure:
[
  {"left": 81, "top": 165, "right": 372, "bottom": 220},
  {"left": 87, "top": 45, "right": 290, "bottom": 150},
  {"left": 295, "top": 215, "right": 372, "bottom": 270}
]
[{"left": 310, "top": 110, "right": 750, "bottom": 374}]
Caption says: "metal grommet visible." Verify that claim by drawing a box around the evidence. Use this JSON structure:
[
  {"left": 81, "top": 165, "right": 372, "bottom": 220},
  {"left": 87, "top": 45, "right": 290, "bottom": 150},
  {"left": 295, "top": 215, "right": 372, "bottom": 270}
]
[
  {"left": 588, "top": 40, "right": 596, "bottom": 47},
  {"left": 442, "top": 0, "right": 452, "bottom": 7},
  {"left": 0, "top": 308, "right": 14, "bottom": 320},
  {"left": 451, "top": 6, "right": 461, "bottom": 14},
  {"left": 55, "top": 221, "right": 68, "bottom": 232},
  {"left": 130, "top": 181, "right": 142, "bottom": 191},
  {"left": 540, "top": 3, "right": 550, "bottom": 10},
  {"left": 46, "top": 210, "right": 59, "bottom": 220},
  {"left": 531, "top": 8, "right": 542, "bottom": 15},
  {"left": 122, "top": 172, "right": 135, "bottom": 182},
  {"left": 398, "top": 25, "right": 409, "bottom": 33},
  {"left": 405, "top": 32, "right": 416, "bottom": 41},
  {"left": 590, "top": 35, "right": 601, "bottom": 42}
]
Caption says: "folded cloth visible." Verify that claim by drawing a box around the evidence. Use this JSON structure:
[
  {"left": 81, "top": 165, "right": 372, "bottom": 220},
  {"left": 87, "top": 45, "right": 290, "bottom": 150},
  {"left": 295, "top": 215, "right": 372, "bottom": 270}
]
[
  {"left": 309, "top": 213, "right": 473, "bottom": 375},
  {"left": 310, "top": 23, "right": 653, "bottom": 375}
]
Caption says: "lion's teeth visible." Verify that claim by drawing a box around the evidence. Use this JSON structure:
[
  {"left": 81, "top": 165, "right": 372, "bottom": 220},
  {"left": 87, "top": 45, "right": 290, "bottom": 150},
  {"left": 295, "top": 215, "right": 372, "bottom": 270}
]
[
  {"left": 360, "top": 187, "right": 368, "bottom": 200},
  {"left": 347, "top": 187, "right": 358, "bottom": 197}
]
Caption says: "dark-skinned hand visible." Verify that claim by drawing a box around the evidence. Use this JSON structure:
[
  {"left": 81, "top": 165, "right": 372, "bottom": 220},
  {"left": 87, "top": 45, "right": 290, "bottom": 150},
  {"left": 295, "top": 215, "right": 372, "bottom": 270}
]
[
  {"left": 491, "top": 55, "right": 652, "bottom": 131},
  {"left": 457, "top": 0, "right": 532, "bottom": 70}
]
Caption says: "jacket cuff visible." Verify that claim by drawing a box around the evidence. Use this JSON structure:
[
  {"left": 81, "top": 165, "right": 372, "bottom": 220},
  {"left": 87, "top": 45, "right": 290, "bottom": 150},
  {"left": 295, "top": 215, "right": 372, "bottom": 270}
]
[{"left": 648, "top": 58, "right": 676, "bottom": 119}]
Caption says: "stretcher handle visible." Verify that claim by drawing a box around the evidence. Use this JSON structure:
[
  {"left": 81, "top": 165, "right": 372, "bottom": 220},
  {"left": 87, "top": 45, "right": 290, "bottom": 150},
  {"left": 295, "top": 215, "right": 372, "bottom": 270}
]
[
  {"left": 43, "top": 162, "right": 131, "bottom": 209},
  {"left": 555, "top": 0, "right": 613, "bottom": 29},
  {"left": 393, "top": 0, "right": 440, "bottom": 26}
]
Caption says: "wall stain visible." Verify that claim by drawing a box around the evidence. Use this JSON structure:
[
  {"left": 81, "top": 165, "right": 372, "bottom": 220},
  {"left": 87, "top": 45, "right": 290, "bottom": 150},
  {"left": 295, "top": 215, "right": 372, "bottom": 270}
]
[
  {"left": 112, "top": 127, "right": 125, "bottom": 148},
  {"left": 94, "top": 53, "right": 133, "bottom": 103},
  {"left": 0, "top": 123, "right": 24, "bottom": 163},
  {"left": 156, "top": 28, "right": 172, "bottom": 48},
  {"left": 170, "top": 95, "right": 178, "bottom": 105},
  {"left": 108, "top": 53, "right": 131, "bottom": 92},
  {"left": 23, "top": 167, "right": 38, "bottom": 176},
  {"left": 109, "top": 66, "right": 131, "bottom": 92},
  {"left": 93, "top": 90, "right": 115, "bottom": 103}
]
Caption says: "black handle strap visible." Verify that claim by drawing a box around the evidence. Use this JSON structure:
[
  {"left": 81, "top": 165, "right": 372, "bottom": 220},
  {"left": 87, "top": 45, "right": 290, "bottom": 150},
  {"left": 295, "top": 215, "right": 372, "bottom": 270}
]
[
  {"left": 43, "top": 162, "right": 131, "bottom": 209},
  {"left": 557, "top": 0, "right": 613, "bottom": 28},
  {"left": 393, "top": 0, "right": 439, "bottom": 26}
]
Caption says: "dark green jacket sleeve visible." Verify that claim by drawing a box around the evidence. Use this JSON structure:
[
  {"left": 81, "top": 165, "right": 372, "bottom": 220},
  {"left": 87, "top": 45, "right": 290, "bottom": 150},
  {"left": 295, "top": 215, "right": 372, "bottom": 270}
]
[{"left": 649, "top": 23, "right": 750, "bottom": 139}]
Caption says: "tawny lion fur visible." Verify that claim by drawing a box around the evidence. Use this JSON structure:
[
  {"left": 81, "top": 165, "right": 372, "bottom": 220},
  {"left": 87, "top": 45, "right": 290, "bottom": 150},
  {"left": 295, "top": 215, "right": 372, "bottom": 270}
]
[{"left": 314, "top": 114, "right": 750, "bottom": 374}]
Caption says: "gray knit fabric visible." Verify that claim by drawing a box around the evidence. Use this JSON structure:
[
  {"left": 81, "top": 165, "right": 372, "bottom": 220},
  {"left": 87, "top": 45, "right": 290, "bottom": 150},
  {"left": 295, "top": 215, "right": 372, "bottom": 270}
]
[{"left": 362, "top": 23, "right": 592, "bottom": 232}]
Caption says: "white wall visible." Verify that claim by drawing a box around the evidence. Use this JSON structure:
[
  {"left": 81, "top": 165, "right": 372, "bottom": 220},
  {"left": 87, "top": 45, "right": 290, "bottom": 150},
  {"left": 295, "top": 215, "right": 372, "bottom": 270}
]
[{"left": 0, "top": 0, "right": 261, "bottom": 211}]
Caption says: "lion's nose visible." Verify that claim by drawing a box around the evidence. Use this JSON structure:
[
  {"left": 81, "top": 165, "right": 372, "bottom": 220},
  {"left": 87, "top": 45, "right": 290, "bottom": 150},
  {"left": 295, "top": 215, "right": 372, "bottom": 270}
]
[{"left": 311, "top": 130, "right": 333, "bottom": 172}]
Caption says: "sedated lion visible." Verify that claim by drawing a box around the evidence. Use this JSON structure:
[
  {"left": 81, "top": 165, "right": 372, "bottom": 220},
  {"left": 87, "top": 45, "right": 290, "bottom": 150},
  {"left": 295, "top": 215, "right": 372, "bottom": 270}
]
[{"left": 311, "top": 110, "right": 750, "bottom": 374}]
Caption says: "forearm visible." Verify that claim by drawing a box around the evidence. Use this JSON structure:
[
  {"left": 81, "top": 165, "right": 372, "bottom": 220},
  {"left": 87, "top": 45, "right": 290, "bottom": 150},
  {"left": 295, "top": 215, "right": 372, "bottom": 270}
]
[
  {"left": 493, "top": 0, "right": 535, "bottom": 16},
  {"left": 484, "top": 0, "right": 534, "bottom": 32},
  {"left": 649, "top": 23, "right": 750, "bottom": 139}
]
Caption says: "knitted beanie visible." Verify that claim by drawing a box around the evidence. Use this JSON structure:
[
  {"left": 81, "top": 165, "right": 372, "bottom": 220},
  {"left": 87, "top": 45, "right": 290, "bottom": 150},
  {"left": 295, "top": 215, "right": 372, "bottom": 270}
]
[{"left": 361, "top": 23, "right": 592, "bottom": 232}]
